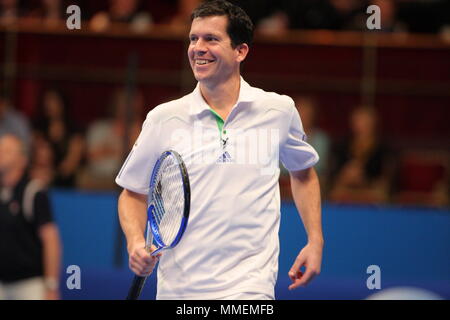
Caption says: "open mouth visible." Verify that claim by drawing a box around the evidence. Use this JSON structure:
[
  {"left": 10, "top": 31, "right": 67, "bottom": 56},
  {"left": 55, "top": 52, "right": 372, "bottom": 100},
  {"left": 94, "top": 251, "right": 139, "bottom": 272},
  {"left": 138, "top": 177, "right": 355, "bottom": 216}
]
[{"left": 195, "top": 59, "right": 215, "bottom": 66}]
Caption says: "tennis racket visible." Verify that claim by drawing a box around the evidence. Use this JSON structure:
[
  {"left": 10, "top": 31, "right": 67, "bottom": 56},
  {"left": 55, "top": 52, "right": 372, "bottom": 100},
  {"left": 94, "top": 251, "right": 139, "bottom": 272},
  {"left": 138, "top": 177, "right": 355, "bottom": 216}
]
[{"left": 126, "top": 150, "right": 190, "bottom": 300}]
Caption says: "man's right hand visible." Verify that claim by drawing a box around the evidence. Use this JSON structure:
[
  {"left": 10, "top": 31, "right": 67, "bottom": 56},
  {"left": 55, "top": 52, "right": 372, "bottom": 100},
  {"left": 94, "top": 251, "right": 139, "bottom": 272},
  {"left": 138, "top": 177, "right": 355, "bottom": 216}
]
[{"left": 128, "top": 242, "right": 161, "bottom": 277}]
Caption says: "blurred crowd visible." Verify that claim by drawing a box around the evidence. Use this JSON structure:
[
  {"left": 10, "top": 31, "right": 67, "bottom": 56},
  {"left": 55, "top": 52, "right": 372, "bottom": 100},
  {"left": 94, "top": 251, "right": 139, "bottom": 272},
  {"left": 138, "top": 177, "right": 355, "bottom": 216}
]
[
  {"left": 1, "top": 88, "right": 448, "bottom": 207},
  {"left": 0, "top": 87, "right": 144, "bottom": 192},
  {"left": 279, "top": 96, "right": 448, "bottom": 207},
  {"left": 0, "top": 0, "right": 448, "bottom": 206},
  {"left": 0, "top": 0, "right": 449, "bottom": 34}
]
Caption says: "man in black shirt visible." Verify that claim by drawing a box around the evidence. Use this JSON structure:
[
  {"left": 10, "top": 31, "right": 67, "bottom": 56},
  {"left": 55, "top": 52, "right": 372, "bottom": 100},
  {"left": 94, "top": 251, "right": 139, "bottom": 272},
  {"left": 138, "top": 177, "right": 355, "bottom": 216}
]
[{"left": 0, "top": 134, "right": 61, "bottom": 300}]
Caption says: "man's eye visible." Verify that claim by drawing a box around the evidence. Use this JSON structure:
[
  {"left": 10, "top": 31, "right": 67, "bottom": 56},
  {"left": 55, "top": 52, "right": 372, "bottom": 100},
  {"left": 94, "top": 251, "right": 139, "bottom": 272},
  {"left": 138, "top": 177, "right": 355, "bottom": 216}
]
[{"left": 190, "top": 36, "right": 197, "bottom": 42}]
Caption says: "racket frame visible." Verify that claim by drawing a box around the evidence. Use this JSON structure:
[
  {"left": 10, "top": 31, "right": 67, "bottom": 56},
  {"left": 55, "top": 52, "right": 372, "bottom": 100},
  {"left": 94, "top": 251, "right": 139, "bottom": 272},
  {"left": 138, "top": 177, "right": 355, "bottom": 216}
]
[
  {"left": 147, "top": 150, "right": 190, "bottom": 255},
  {"left": 126, "top": 150, "right": 190, "bottom": 300}
]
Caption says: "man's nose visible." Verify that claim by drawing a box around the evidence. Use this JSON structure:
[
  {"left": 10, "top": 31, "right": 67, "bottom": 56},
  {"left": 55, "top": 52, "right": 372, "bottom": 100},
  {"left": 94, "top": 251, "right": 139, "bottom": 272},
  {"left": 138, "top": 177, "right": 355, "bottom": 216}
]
[{"left": 193, "top": 38, "right": 207, "bottom": 53}]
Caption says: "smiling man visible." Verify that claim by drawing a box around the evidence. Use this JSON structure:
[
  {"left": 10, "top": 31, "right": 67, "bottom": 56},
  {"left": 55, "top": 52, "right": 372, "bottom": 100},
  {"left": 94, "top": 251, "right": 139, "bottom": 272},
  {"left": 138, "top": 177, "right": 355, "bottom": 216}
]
[{"left": 116, "top": 0, "right": 323, "bottom": 300}]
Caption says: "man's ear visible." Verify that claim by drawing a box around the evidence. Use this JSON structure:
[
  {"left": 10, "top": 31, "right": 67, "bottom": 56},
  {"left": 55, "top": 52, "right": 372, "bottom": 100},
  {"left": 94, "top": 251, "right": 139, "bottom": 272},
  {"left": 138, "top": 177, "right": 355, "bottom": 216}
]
[{"left": 236, "top": 43, "right": 249, "bottom": 63}]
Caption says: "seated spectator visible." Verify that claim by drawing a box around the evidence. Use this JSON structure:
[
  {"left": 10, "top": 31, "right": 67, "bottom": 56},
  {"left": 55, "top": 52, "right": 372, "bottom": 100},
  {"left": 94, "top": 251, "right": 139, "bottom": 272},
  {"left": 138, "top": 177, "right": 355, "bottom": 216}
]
[
  {"left": 277, "top": 0, "right": 365, "bottom": 31},
  {"left": 0, "top": 0, "right": 19, "bottom": 26},
  {"left": 0, "top": 92, "right": 31, "bottom": 151},
  {"left": 33, "top": 88, "right": 85, "bottom": 189},
  {"left": 329, "top": 106, "right": 391, "bottom": 204},
  {"left": 79, "top": 88, "right": 145, "bottom": 190},
  {"left": 25, "top": 0, "right": 65, "bottom": 28},
  {"left": 89, "top": 0, "right": 152, "bottom": 33},
  {"left": 279, "top": 96, "right": 330, "bottom": 199},
  {"left": 296, "top": 96, "right": 330, "bottom": 191},
  {"left": 230, "top": 0, "right": 288, "bottom": 36},
  {"left": 397, "top": 0, "right": 449, "bottom": 34},
  {"left": 169, "top": 0, "right": 201, "bottom": 29},
  {"left": 29, "top": 136, "right": 54, "bottom": 187},
  {"left": 367, "top": 0, "right": 407, "bottom": 33},
  {"left": 168, "top": 0, "right": 285, "bottom": 33}
]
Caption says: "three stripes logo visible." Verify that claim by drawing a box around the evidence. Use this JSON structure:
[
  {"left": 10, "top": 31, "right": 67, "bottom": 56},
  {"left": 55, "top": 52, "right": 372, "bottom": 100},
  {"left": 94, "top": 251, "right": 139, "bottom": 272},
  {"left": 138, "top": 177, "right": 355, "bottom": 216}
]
[
  {"left": 217, "top": 136, "right": 232, "bottom": 163},
  {"left": 217, "top": 151, "right": 233, "bottom": 163}
]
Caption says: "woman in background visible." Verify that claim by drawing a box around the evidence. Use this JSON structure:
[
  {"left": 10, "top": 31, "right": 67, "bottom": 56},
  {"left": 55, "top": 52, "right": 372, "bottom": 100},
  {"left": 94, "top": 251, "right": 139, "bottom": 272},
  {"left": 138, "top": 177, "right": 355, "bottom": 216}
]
[
  {"left": 329, "top": 107, "right": 391, "bottom": 203},
  {"left": 32, "top": 88, "right": 85, "bottom": 188}
]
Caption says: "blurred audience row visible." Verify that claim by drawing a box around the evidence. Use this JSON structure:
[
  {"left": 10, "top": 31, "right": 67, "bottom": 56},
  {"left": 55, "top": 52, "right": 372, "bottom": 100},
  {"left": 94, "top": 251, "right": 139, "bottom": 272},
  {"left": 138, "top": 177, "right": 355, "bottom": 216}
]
[
  {"left": 0, "top": 87, "right": 142, "bottom": 191},
  {"left": 1, "top": 0, "right": 449, "bottom": 34},
  {"left": 0, "top": 88, "right": 448, "bottom": 207},
  {"left": 279, "top": 97, "right": 448, "bottom": 207}
]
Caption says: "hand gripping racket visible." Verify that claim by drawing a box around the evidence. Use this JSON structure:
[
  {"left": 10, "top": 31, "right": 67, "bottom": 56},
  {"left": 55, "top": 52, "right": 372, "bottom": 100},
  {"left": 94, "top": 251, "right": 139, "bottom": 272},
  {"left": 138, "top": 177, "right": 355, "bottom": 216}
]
[{"left": 126, "top": 150, "right": 190, "bottom": 300}]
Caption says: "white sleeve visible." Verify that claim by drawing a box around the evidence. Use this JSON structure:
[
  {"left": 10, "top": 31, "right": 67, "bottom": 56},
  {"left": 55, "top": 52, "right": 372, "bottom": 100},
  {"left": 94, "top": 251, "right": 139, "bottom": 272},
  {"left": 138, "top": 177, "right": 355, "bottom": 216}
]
[
  {"left": 115, "top": 112, "right": 162, "bottom": 195},
  {"left": 280, "top": 105, "right": 319, "bottom": 172}
]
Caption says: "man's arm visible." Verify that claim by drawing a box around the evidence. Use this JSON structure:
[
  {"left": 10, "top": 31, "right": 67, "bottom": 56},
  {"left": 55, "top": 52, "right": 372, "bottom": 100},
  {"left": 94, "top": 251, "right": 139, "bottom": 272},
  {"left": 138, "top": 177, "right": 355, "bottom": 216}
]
[
  {"left": 118, "top": 189, "right": 160, "bottom": 276},
  {"left": 288, "top": 166, "right": 324, "bottom": 289},
  {"left": 39, "top": 222, "right": 61, "bottom": 300}
]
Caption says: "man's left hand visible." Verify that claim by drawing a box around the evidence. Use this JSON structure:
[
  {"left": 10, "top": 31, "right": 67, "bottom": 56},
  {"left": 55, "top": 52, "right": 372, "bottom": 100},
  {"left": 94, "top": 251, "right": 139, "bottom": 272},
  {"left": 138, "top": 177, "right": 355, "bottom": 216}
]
[{"left": 288, "top": 241, "right": 323, "bottom": 290}]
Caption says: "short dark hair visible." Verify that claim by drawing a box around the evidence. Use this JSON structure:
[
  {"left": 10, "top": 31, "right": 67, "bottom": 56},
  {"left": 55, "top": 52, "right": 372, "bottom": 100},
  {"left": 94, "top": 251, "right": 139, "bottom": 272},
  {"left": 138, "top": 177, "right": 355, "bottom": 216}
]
[{"left": 191, "top": 0, "right": 254, "bottom": 48}]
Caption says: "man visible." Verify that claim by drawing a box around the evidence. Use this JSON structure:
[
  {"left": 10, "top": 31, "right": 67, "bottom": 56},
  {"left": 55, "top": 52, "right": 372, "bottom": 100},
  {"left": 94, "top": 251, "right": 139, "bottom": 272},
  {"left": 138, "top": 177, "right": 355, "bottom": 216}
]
[
  {"left": 0, "top": 134, "right": 61, "bottom": 300},
  {"left": 0, "top": 93, "right": 31, "bottom": 152},
  {"left": 117, "top": 0, "right": 323, "bottom": 300}
]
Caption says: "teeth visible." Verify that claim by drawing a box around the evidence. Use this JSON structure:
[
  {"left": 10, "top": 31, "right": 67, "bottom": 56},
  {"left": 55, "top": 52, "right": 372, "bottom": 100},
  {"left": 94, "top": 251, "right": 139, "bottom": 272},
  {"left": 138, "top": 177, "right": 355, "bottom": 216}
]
[{"left": 196, "top": 59, "right": 213, "bottom": 65}]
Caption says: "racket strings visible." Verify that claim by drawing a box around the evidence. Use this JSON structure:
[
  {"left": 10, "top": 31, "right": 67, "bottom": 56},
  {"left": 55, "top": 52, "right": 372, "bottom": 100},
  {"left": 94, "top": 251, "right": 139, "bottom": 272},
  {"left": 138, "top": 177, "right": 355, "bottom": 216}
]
[
  {"left": 162, "top": 160, "right": 185, "bottom": 244},
  {"left": 152, "top": 155, "right": 185, "bottom": 246},
  {"left": 159, "top": 159, "right": 185, "bottom": 244}
]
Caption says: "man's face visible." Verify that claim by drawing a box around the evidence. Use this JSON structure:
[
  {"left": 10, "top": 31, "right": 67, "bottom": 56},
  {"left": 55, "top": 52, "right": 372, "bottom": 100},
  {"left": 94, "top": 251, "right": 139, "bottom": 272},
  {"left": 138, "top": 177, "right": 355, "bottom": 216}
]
[
  {"left": 351, "top": 109, "right": 376, "bottom": 136},
  {"left": 0, "top": 135, "right": 26, "bottom": 174},
  {"left": 188, "top": 16, "right": 246, "bottom": 86}
]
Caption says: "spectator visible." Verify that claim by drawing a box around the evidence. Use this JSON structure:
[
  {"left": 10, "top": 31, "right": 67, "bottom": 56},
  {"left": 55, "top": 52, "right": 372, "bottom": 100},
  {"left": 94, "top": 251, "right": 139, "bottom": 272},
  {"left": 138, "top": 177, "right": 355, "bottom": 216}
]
[
  {"left": 0, "top": 92, "right": 31, "bottom": 152},
  {"left": 277, "top": 0, "right": 366, "bottom": 31},
  {"left": 25, "top": 0, "right": 65, "bottom": 28},
  {"left": 33, "top": 88, "right": 85, "bottom": 189},
  {"left": 89, "top": 0, "right": 152, "bottom": 33},
  {"left": 279, "top": 96, "right": 330, "bottom": 199},
  {"left": 296, "top": 96, "right": 330, "bottom": 190},
  {"left": 0, "top": 0, "right": 19, "bottom": 26},
  {"left": 0, "top": 134, "right": 61, "bottom": 300},
  {"left": 79, "top": 88, "right": 145, "bottom": 190},
  {"left": 169, "top": 0, "right": 201, "bottom": 29},
  {"left": 329, "top": 106, "right": 390, "bottom": 204},
  {"left": 29, "top": 135, "right": 55, "bottom": 187},
  {"left": 230, "top": 0, "right": 288, "bottom": 36},
  {"left": 367, "top": 0, "right": 407, "bottom": 33},
  {"left": 397, "top": 0, "right": 449, "bottom": 34}
]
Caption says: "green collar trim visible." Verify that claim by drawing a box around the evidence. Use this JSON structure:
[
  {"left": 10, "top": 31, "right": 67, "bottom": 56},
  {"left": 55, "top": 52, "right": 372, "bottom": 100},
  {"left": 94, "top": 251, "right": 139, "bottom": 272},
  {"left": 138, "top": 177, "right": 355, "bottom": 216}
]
[{"left": 209, "top": 108, "right": 225, "bottom": 135}]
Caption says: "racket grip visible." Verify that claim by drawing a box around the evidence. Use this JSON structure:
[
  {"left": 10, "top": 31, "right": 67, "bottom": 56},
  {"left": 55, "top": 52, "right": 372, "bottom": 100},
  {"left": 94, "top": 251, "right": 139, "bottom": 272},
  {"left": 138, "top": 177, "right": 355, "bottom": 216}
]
[
  {"left": 126, "top": 221, "right": 154, "bottom": 300},
  {"left": 151, "top": 246, "right": 164, "bottom": 256},
  {"left": 126, "top": 275, "right": 147, "bottom": 300},
  {"left": 145, "top": 227, "right": 156, "bottom": 256}
]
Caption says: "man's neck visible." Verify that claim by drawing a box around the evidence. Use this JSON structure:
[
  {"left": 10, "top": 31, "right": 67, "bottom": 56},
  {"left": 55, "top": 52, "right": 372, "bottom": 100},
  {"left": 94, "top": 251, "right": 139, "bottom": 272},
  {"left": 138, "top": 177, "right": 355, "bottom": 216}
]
[{"left": 199, "top": 73, "right": 241, "bottom": 121}]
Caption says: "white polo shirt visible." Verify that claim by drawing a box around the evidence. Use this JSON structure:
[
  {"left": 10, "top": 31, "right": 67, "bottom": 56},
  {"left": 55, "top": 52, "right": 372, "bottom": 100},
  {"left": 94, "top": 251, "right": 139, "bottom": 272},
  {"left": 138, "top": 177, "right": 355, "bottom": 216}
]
[{"left": 116, "top": 78, "right": 319, "bottom": 299}]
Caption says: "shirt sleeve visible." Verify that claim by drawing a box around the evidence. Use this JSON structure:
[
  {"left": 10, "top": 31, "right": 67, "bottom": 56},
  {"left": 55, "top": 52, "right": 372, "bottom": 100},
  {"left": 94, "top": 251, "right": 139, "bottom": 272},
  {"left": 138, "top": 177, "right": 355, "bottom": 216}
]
[
  {"left": 280, "top": 105, "right": 319, "bottom": 172},
  {"left": 115, "top": 112, "right": 162, "bottom": 195},
  {"left": 33, "top": 191, "right": 54, "bottom": 227}
]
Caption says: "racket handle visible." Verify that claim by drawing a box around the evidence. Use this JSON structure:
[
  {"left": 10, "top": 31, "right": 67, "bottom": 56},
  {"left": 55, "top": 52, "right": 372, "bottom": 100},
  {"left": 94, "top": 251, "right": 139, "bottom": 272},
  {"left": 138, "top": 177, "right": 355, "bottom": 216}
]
[
  {"left": 151, "top": 246, "right": 164, "bottom": 256},
  {"left": 145, "top": 221, "right": 153, "bottom": 252},
  {"left": 125, "top": 222, "right": 154, "bottom": 300},
  {"left": 126, "top": 275, "right": 147, "bottom": 300}
]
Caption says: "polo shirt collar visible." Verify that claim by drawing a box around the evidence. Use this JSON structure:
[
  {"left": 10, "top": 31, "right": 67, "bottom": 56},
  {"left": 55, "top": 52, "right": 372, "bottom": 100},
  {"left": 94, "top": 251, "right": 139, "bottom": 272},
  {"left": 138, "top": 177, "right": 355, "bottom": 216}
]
[{"left": 189, "top": 77, "right": 255, "bottom": 116}]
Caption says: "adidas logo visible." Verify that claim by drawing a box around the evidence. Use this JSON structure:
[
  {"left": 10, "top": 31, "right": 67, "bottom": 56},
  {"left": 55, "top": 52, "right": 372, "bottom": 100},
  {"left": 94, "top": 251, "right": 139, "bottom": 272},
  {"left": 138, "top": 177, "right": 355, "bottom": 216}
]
[{"left": 216, "top": 151, "right": 233, "bottom": 163}]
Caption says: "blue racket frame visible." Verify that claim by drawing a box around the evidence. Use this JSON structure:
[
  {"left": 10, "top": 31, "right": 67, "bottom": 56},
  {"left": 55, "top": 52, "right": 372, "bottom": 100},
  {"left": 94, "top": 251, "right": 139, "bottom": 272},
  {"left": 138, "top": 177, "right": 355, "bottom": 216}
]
[
  {"left": 147, "top": 150, "right": 190, "bottom": 256},
  {"left": 126, "top": 150, "right": 190, "bottom": 300}
]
